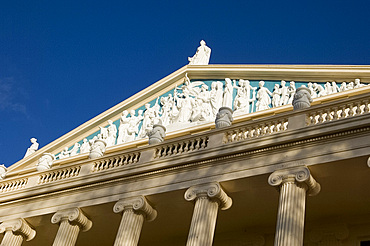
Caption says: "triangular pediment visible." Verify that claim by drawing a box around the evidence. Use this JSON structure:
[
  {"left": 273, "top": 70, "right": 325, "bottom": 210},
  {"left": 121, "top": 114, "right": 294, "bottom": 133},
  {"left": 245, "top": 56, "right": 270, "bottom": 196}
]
[{"left": 7, "top": 64, "right": 370, "bottom": 176}]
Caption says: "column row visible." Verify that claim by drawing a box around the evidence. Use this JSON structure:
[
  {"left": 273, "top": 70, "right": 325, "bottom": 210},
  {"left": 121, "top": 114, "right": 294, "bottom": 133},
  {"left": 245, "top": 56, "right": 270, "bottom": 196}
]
[{"left": 0, "top": 166, "right": 319, "bottom": 246}]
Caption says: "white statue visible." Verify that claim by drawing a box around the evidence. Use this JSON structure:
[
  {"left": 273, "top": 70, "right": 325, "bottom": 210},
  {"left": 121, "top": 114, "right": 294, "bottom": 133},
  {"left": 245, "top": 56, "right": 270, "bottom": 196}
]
[
  {"left": 307, "top": 82, "right": 317, "bottom": 98},
  {"left": 175, "top": 90, "right": 194, "bottom": 123},
  {"left": 233, "top": 79, "right": 256, "bottom": 115},
  {"left": 117, "top": 111, "right": 130, "bottom": 144},
  {"left": 36, "top": 153, "right": 55, "bottom": 171},
  {"left": 192, "top": 84, "right": 212, "bottom": 122},
  {"left": 256, "top": 81, "right": 272, "bottom": 111},
  {"left": 210, "top": 82, "right": 224, "bottom": 118},
  {"left": 0, "top": 165, "right": 7, "bottom": 180},
  {"left": 188, "top": 40, "right": 211, "bottom": 65},
  {"left": 214, "top": 81, "right": 224, "bottom": 110},
  {"left": 222, "top": 78, "right": 234, "bottom": 108},
  {"left": 58, "top": 147, "right": 71, "bottom": 159},
  {"left": 233, "top": 80, "right": 247, "bottom": 113},
  {"left": 324, "top": 82, "right": 333, "bottom": 95},
  {"left": 106, "top": 120, "right": 117, "bottom": 147},
  {"left": 347, "top": 82, "right": 354, "bottom": 90},
  {"left": 98, "top": 126, "right": 108, "bottom": 140},
  {"left": 271, "top": 84, "right": 281, "bottom": 108},
  {"left": 152, "top": 98, "right": 162, "bottom": 125},
  {"left": 287, "top": 81, "right": 296, "bottom": 104},
  {"left": 331, "top": 81, "right": 340, "bottom": 93},
  {"left": 160, "top": 95, "right": 173, "bottom": 126},
  {"left": 24, "top": 138, "right": 39, "bottom": 158},
  {"left": 313, "top": 83, "right": 327, "bottom": 97},
  {"left": 340, "top": 82, "right": 348, "bottom": 92},
  {"left": 354, "top": 78, "right": 364, "bottom": 88},
  {"left": 127, "top": 110, "right": 143, "bottom": 142},
  {"left": 279, "top": 80, "right": 289, "bottom": 106},
  {"left": 80, "top": 138, "right": 91, "bottom": 154},
  {"left": 70, "top": 142, "right": 80, "bottom": 156},
  {"left": 139, "top": 104, "right": 156, "bottom": 138}
]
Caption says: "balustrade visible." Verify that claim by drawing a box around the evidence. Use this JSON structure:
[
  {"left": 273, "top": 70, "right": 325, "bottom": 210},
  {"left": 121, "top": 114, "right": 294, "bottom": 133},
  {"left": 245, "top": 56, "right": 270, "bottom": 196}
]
[
  {"left": 38, "top": 166, "right": 81, "bottom": 184},
  {"left": 92, "top": 152, "right": 141, "bottom": 172},
  {"left": 224, "top": 118, "right": 288, "bottom": 144},
  {"left": 308, "top": 97, "right": 370, "bottom": 125},
  {"left": 154, "top": 136, "right": 209, "bottom": 159}
]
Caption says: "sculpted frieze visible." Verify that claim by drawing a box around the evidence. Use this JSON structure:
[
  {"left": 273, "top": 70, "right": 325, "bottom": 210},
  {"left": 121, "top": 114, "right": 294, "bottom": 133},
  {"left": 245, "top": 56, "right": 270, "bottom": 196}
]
[{"left": 53, "top": 77, "right": 368, "bottom": 160}]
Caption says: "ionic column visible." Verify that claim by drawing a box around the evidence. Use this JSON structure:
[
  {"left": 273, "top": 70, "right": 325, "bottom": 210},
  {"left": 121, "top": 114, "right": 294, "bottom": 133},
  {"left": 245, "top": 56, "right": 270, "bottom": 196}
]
[
  {"left": 113, "top": 196, "right": 157, "bottom": 246},
  {"left": 184, "top": 182, "right": 232, "bottom": 246},
  {"left": 0, "top": 218, "right": 36, "bottom": 246},
  {"left": 268, "top": 166, "right": 321, "bottom": 246},
  {"left": 51, "top": 207, "right": 92, "bottom": 246}
]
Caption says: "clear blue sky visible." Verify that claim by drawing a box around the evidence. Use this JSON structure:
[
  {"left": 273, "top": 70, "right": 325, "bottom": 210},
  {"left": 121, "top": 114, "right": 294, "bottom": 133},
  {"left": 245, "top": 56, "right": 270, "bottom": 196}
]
[{"left": 1, "top": 0, "right": 369, "bottom": 167}]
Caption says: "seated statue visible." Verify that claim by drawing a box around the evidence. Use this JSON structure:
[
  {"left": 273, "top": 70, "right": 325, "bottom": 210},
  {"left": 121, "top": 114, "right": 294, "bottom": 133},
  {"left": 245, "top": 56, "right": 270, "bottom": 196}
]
[{"left": 24, "top": 138, "right": 39, "bottom": 158}]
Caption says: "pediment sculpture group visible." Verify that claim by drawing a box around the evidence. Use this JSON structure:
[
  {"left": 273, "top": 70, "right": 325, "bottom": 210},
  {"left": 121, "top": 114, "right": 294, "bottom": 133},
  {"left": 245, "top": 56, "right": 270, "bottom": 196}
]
[{"left": 24, "top": 77, "right": 367, "bottom": 164}]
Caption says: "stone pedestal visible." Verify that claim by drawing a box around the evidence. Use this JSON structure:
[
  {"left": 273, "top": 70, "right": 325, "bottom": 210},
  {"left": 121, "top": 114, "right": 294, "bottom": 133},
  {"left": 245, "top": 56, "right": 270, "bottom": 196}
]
[
  {"left": 51, "top": 208, "right": 92, "bottom": 246},
  {"left": 113, "top": 196, "right": 157, "bottom": 246},
  {"left": 0, "top": 218, "right": 36, "bottom": 246},
  {"left": 268, "top": 166, "right": 320, "bottom": 246},
  {"left": 184, "top": 182, "right": 232, "bottom": 246}
]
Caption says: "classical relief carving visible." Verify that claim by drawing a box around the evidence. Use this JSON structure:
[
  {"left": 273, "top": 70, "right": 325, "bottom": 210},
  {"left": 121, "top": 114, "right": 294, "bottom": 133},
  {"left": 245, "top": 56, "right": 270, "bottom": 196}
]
[
  {"left": 53, "top": 77, "right": 368, "bottom": 160},
  {"left": 256, "top": 81, "right": 272, "bottom": 111}
]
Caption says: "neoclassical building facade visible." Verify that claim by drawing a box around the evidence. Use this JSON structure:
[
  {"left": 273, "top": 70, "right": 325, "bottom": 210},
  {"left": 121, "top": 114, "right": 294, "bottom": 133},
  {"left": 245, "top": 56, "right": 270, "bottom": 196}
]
[{"left": 1, "top": 62, "right": 370, "bottom": 245}]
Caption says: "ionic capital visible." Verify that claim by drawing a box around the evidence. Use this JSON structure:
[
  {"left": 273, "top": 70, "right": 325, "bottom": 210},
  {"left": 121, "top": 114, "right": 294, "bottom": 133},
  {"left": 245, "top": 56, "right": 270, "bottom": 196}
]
[
  {"left": 51, "top": 207, "right": 92, "bottom": 232},
  {"left": 268, "top": 166, "right": 321, "bottom": 196},
  {"left": 184, "top": 182, "right": 232, "bottom": 210},
  {"left": 113, "top": 196, "right": 157, "bottom": 221},
  {"left": 0, "top": 218, "right": 36, "bottom": 241}
]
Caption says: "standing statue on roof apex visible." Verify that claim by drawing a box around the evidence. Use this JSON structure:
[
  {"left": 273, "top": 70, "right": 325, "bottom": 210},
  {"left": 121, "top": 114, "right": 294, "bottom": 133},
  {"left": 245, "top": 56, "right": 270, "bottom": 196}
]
[
  {"left": 188, "top": 40, "right": 211, "bottom": 65},
  {"left": 24, "top": 138, "right": 39, "bottom": 158}
]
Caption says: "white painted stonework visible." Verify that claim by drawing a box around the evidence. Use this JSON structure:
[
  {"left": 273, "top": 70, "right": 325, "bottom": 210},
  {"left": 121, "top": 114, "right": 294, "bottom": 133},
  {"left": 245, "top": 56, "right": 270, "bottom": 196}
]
[{"left": 1, "top": 63, "right": 370, "bottom": 245}]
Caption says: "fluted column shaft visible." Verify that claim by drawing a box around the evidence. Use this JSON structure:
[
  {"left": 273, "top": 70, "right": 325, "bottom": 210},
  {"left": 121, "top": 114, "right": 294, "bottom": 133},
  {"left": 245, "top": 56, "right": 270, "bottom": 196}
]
[
  {"left": 1, "top": 231, "right": 23, "bottom": 246},
  {"left": 51, "top": 208, "right": 92, "bottom": 246},
  {"left": 269, "top": 166, "right": 320, "bottom": 246},
  {"left": 0, "top": 218, "right": 36, "bottom": 246},
  {"left": 52, "top": 220, "right": 80, "bottom": 246},
  {"left": 185, "top": 182, "right": 232, "bottom": 246},
  {"left": 275, "top": 177, "right": 307, "bottom": 245},
  {"left": 113, "top": 196, "right": 157, "bottom": 246}
]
